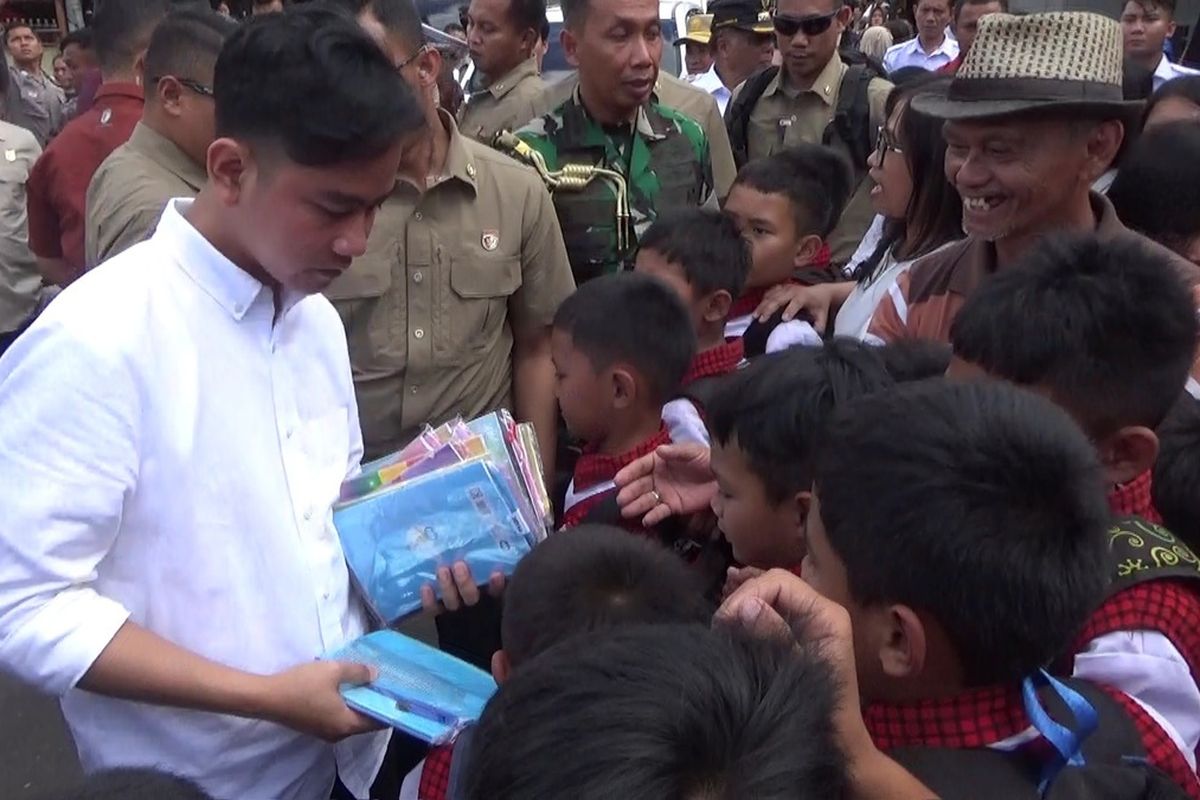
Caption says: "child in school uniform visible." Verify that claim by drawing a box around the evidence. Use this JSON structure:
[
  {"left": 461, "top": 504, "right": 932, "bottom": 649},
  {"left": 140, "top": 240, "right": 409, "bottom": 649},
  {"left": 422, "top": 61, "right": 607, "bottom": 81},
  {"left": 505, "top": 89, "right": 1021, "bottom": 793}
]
[
  {"left": 1154, "top": 394, "right": 1200, "bottom": 554},
  {"left": 722, "top": 144, "right": 854, "bottom": 357},
  {"left": 804, "top": 379, "right": 1200, "bottom": 798},
  {"left": 551, "top": 273, "right": 696, "bottom": 530},
  {"left": 948, "top": 234, "right": 1200, "bottom": 768},
  {"left": 634, "top": 208, "right": 752, "bottom": 446}
]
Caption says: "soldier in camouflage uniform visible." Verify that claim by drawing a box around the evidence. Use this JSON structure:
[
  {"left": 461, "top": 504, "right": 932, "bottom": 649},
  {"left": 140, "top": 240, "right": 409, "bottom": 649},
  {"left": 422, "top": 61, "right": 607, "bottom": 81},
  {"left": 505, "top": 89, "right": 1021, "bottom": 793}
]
[{"left": 512, "top": 0, "right": 714, "bottom": 285}]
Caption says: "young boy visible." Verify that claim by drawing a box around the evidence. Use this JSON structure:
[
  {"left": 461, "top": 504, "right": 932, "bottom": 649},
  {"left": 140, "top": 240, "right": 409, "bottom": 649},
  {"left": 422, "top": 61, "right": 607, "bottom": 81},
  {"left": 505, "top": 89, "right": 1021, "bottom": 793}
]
[
  {"left": 552, "top": 272, "right": 696, "bottom": 530},
  {"left": 948, "top": 234, "right": 1200, "bottom": 766},
  {"left": 704, "top": 340, "right": 892, "bottom": 571},
  {"left": 634, "top": 208, "right": 751, "bottom": 445},
  {"left": 803, "top": 379, "right": 1200, "bottom": 797},
  {"left": 722, "top": 144, "right": 853, "bottom": 356},
  {"left": 405, "top": 525, "right": 714, "bottom": 800}
]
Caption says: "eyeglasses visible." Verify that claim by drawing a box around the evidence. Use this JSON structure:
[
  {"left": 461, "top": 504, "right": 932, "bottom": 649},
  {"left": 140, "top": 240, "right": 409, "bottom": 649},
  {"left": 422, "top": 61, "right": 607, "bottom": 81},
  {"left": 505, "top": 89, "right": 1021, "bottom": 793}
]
[
  {"left": 876, "top": 126, "right": 903, "bottom": 159},
  {"left": 772, "top": 10, "right": 839, "bottom": 37},
  {"left": 148, "top": 76, "right": 214, "bottom": 97},
  {"left": 397, "top": 44, "right": 428, "bottom": 71}
]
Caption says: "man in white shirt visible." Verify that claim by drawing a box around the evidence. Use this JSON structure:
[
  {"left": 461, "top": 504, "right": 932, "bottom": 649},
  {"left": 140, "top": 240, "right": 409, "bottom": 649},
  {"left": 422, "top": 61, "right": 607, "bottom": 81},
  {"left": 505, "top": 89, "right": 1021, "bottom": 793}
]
[
  {"left": 882, "top": 0, "right": 959, "bottom": 73},
  {"left": 1121, "top": 0, "right": 1199, "bottom": 91},
  {"left": 696, "top": 0, "right": 775, "bottom": 114},
  {"left": 0, "top": 8, "right": 425, "bottom": 800}
]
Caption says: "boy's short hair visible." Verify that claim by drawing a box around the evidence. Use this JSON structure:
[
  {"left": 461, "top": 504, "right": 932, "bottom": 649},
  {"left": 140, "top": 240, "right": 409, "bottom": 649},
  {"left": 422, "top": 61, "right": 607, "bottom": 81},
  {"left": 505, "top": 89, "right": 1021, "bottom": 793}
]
[
  {"left": 732, "top": 143, "right": 854, "bottom": 238},
  {"left": 705, "top": 340, "right": 893, "bottom": 503},
  {"left": 501, "top": 525, "right": 712, "bottom": 668},
  {"left": 144, "top": 7, "right": 238, "bottom": 90},
  {"left": 877, "top": 340, "right": 952, "bottom": 383},
  {"left": 949, "top": 234, "right": 1199, "bottom": 435},
  {"left": 60, "top": 768, "right": 213, "bottom": 800},
  {"left": 91, "top": 0, "right": 173, "bottom": 74},
  {"left": 215, "top": 5, "right": 424, "bottom": 167},
  {"left": 1153, "top": 393, "right": 1200, "bottom": 552},
  {"left": 465, "top": 624, "right": 847, "bottom": 799},
  {"left": 638, "top": 209, "right": 752, "bottom": 302},
  {"left": 552, "top": 272, "right": 697, "bottom": 405},
  {"left": 1133, "top": 0, "right": 1176, "bottom": 18},
  {"left": 815, "top": 380, "right": 1110, "bottom": 686}
]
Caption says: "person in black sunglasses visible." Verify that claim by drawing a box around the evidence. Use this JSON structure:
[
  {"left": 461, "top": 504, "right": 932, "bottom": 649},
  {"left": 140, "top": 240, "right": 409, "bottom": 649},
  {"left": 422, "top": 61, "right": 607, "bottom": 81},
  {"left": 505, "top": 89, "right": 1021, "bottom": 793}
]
[{"left": 723, "top": 0, "right": 892, "bottom": 268}]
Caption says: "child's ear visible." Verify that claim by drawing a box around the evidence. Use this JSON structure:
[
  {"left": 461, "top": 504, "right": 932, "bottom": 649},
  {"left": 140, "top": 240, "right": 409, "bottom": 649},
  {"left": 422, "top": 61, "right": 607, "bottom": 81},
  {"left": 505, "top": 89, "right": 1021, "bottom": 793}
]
[
  {"left": 1097, "top": 426, "right": 1159, "bottom": 486},
  {"left": 792, "top": 234, "right": 825, "bottom": 269},
  {"left": 491, "top": 650, "right": 511, "bottom": 685},
  {"left": 876, "top": 604, "right": 927, "bottom": 681},
  {"left": 703, "top": 289, "right": 734, "bottom": 326},
  {"left": 794, "top": 489, "right": 812, "bottom": 557},
  {"left": 611, "top": 366, "right": 637, "bottom": 410}
]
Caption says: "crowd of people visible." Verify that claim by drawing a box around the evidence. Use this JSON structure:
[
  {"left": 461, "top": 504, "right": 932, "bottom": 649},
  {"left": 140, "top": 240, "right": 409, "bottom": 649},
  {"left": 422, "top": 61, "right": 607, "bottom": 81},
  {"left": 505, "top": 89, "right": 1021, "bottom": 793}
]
[{"left": 0, "top": 0, "right": 1199, "bottom": 798}]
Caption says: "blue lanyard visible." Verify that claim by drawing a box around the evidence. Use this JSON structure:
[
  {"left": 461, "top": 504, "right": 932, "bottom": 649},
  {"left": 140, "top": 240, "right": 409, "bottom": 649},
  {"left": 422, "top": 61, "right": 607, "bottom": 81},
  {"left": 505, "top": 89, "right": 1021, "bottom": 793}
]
[{"left": 1020, "top": 669, "right": 1099, "bottom": 795}]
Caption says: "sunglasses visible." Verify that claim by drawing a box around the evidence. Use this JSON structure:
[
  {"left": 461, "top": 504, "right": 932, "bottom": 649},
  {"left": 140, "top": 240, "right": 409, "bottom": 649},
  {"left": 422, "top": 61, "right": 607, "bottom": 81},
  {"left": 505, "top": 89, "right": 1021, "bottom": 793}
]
[
  {"left": 772, "top": 10, "right": 839, "bottom": 37},
  {"left": 149, "top": 76, "right": 214, "bottom": 97}
]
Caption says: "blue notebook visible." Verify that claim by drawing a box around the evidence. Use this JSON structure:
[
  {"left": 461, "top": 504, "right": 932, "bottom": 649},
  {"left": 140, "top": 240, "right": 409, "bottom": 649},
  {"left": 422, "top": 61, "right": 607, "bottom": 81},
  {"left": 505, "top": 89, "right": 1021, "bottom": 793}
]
[
  {"left": 334, "top": 457, "right": 536, "bottom": 622},
  {"left": 327, "top": 630, "right": 496, "bottom": 744}
]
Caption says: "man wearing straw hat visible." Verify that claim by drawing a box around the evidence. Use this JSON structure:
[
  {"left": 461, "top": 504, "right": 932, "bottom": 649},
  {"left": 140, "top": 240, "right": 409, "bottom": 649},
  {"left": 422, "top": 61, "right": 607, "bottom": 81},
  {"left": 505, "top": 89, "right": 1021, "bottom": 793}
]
[
  {"left": 676, "top": 12, "right": 716, "bottom": 79},
  {"left": 869, "top": 11, "right": 1200, "bottom": 349}
]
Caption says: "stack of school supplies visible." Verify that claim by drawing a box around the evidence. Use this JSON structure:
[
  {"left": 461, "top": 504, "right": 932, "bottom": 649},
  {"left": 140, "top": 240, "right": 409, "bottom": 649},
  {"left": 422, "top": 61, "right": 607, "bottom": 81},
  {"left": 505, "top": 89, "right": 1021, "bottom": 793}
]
[
  {"left": 327, "top": 630, "right": 496, "bottom": 743},
  {"left": 334, "top": 410, "right": 551, "bottom": 624}
]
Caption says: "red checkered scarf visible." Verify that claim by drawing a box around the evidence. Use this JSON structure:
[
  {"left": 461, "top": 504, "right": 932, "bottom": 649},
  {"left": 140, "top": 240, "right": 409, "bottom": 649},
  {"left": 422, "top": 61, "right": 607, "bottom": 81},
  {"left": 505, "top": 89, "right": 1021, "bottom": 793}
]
[
  {"left": 682, "top": 338, "right": 744, "bottom": 387},
  {"left": 1101, "top": 686, "right": 1200, "bottom": 798},
  {"left": 1107, "top": 470, "right": 1163, "bottom": 523},
  {"left": 560, "top": 426, "right": 672, "bottom": 530},
  {"left": 417, "top": 743, "right": 455, "bottom": 800},
  {"left": 727, "top": 245, "right": 834, "bottom": 320}
]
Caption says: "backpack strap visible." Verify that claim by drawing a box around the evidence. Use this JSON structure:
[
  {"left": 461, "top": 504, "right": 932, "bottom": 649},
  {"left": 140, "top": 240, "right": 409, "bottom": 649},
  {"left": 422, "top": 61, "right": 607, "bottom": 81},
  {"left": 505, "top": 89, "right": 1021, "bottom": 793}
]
[
  {"left": 723, "top": 65, "right": 779, "bottom": 169},
  {"left": 823, "top": 63, "right": 877, "bottom": 176},
  {"left": 1107, "top": 516, "right": 1200, "bottom": 596}
]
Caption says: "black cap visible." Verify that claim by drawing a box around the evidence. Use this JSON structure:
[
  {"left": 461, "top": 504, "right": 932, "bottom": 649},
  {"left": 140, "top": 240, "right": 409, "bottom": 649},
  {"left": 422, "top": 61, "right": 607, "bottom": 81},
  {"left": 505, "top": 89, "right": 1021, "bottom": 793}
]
[{"left": 710, "top": 0, "right": 776, "bottom": 34}]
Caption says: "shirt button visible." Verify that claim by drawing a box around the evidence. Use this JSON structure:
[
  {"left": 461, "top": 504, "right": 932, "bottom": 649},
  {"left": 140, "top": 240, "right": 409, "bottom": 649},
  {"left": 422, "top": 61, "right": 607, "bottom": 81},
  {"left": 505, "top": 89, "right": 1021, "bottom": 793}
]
[
  {"left": 410, "top": 385, "right": 419, "bottom": 395},
  {"left": 304, "top": 507, "right": 313, "bottom": 521},
  {"left": 413, "top": 271, "right": 423, "bottom": 283},
  {"left": 414, "top": 328, "right": 425, "bottom": 339},
  {"left": 414, "top": 211, "right": 423, "bottom": 221},
  {"left": 285, "top": 427, "right": 294, "bottom": 439},
  {"left": 322, "top": 592, "right": 330, "bottom": 601}
]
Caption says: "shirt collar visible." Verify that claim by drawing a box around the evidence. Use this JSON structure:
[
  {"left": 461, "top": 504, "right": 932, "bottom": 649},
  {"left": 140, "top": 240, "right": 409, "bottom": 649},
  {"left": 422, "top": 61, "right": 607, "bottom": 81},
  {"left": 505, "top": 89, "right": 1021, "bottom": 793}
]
[
  {"left": 909, "top": 34, "right": 957, "bottom": 58},
  {"left": 691, "top": 64, "right": 730, "bottom": 96},
  {"left": 156, "top": 199, "right": 277, "bottom": 322},
  {"left": 1108, "top": 470, "right": 1163, "bottom": 524},
  {"left": 770, "top": 53, "right": 844, "bottom": 107},
  {"left": 569, "top": 84, "right": 669, "bottom": 142},
  {"left": 573, "top": 426, "right": 672, "bottom": 490},
  {"left": 438, "top": 110, "right": 480, "bottom": 192},
  {"left": 483, "top": 57, "right": 539, "bottom": 100},
  {"left": 864, "top": 684, "right": 1033, "bottom": 750},
  {"left": 128, "top": 122, "right": 207, "bottom": 191},
  {"left": 93, "top": 81, "right": 144, "bottom": 102}
]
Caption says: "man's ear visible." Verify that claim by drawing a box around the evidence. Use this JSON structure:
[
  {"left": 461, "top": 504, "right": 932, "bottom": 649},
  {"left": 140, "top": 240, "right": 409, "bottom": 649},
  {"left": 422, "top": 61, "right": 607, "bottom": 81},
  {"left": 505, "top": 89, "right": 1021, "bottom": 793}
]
[
  {"left": 133, "top": 51, "right": 147, "bottom": 86},
  {"left": 518, "top": 27, "right": 539, "bottom": 58},
  {"left": 877, "top": 604, "right": 927, "bottom": 681},
  {"left": 1084, "top": 119, "right": 1125, "bottom": 182},
  {"left": 1096, "top": 425, "right": 1159, "bottom": 486},
  {"left": 157, "top": 76, "right": 185, "bottom": 118},
  {"left": 416, "top": 45, "right": 443, "bottom": 90},
  {"left": 562, "top": 25, "right": 580, "bottom": 68},
  {"left": 792, "top": 234, "right": 824, "bottom": 269},
  {"left": 703, "top": 289, "right": 734, "bottom": 326},
  {"left": 611, "top": 365, "right": 637, "bottom": 410},
  {"left": 491, "top": 650, "right": 511, "bottom": 684},
  {"left": 206, "top": 137, "right": 249, "bottom": 205}
]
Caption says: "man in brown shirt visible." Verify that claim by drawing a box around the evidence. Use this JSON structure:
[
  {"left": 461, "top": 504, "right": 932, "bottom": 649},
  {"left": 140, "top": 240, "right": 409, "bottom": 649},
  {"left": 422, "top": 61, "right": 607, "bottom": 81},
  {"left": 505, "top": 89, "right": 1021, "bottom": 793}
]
[
  {"left": 86, "top": 8, "right": 236, "bottom": 266},
  {"left": 328, "top": 0, "right": 574, "bottom": 469},
  {"left": 458, "top": 0, "right": 546, "bottom": 144},
  {"left": 868, "top": 12, "right": 1200, "bottom": 383}
]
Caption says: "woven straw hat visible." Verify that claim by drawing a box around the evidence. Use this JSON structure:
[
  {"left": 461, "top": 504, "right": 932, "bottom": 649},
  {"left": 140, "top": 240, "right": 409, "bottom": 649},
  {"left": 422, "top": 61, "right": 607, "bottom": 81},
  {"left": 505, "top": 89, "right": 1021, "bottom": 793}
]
[{"left": 912, "top": 12, "right": 1142, "bottom": 120}]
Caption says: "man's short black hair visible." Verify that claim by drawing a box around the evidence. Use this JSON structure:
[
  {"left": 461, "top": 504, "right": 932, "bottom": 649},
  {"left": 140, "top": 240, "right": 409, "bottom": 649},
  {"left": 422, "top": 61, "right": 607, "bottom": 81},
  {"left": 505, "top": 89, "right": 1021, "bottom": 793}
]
[
  {"left": 466, "top": 624, "right": 847, "bottom": 800},
  {"left": 733, "top": 144, "right": 854, "bottom": 238},
  {"left": 815, "top": 380, "right": 1110, "bottom": 686},
  {"left": 214, "top": 5, "right": 423, "bottom": 167},
  {"left": 144, "top": 7, "right": 237, "bottom": 88},
  {"left": 60, "top": 768, "right": 213, "bottom": 800},
  {"left": 950, "top": 234, "right": 1199, "bottom": 436},
  {"left": 501, "top": 525, "right": 712, "bottom": 668},
  {"left": 1153, "top": 393, "right": 1200, "bottom": 553},
  {"left": 92, "top": 0, "right": 175, "bottom": 74},
  {"left": 1133, "top": 0, "right": 1177, "bottom": 18},
  {"left": 638, "top": 209, "right": 752, "bottom": 302},
  {"left": 327, "top": 0, "right": 426, "bottom": 48},
  {"left": 877, "top": 340, "right": 952, "bottom": 383},
  {"left": 1110, "top": 122, "right": 1200, "bottom": 261},
  {"left": 60, "top": 28, "right": 95, "bottom": 52},
  {"left": 952, "top": 0, "right": 1008, "bottom": 19},
  {"left": 560, "top": 0, "right": 588, "bottom": 29},
  {"left": 4, "top": 22, "right": 35, "bottom": 42},
  {"left": 706, "top": 341, "right": 893, "bottom": 504},
  {"left": 509, "top": 0, "right": 548, "bottom": 34},
  {"left": 553, "top": 272, "right": 697, "bottom": 405}
]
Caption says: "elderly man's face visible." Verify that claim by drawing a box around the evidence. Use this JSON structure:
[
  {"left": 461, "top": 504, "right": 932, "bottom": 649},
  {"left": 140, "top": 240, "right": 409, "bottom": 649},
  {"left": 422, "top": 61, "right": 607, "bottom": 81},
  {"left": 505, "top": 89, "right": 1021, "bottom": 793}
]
[{"left": 943, "top": 116, "right": 1115, "bottom": 243}]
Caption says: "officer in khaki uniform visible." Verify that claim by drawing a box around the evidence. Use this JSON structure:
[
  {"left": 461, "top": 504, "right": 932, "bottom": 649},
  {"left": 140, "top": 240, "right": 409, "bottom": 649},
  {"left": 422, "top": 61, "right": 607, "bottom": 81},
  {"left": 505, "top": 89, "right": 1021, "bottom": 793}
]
[
  {"left": 85, "top": 11, "right": 234, "bottom": 266},
  {"left": 457, "top": 0, "right": 547, "bottom": 144},
  {"left": 726, "top": 0, "right": 891, "bottom": 263},
  {"left": 330, "top": 1, "right": 574, "bottom": 467},
  {"left": 0, "top": 119, "right": 45, "bottom": 356}
]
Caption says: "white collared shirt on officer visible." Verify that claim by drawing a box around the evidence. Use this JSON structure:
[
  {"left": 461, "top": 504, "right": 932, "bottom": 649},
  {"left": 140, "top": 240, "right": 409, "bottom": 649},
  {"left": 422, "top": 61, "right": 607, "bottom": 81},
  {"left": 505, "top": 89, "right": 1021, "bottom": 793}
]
[{"left": 882, "top": 32, "right": 960, "bottom": 73}]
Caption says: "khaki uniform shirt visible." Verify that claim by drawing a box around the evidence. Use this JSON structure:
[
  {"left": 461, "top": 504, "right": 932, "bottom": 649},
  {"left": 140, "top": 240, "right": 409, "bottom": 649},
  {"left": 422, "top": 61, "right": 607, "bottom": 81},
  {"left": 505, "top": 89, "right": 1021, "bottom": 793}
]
[
  {"left": 457, "top": 57, "right": 545, "bottom": 145},
  {"left": 538, "top": 71, "right": 737, "bottom": 199},
  {"left": 0, "top": 121, "right": 43, "bottom": 333},
  {"left": 85, "top": 122, "right": 207, "bottom": 266},
  {"left": 327, "top": 114, "right": 575, "bottom": 459},
  {"left": 740, "top": 53, "right": 891, "bottom": 263},
  {"left": 6, "top": 66, "right": 65, "bottom": 148}
]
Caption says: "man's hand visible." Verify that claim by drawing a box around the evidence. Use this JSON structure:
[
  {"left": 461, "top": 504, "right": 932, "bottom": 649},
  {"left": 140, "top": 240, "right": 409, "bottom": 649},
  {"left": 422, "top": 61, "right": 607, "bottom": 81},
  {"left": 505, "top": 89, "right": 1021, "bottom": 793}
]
[
  {"left": 722, "top": 565, "right": 765, "bottom": 601},
  {"left": 753, "top": 281, "right": 855, "bottom": 332},
  {"left": 614, "top": 442, "right": 716, "bottom": 526},
  {"left": 259, "top": 660, "right": 383, "bottom": 743},
  {"left": 420, "top": 561, "right": 506, "bottom": 614}
]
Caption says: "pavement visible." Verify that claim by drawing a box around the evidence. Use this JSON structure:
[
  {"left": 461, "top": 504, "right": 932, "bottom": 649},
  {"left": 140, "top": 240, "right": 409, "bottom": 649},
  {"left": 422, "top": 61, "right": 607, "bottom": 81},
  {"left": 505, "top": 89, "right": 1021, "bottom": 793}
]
[{"left": 0, "top": 670, "right": 81, "bottom": 798}]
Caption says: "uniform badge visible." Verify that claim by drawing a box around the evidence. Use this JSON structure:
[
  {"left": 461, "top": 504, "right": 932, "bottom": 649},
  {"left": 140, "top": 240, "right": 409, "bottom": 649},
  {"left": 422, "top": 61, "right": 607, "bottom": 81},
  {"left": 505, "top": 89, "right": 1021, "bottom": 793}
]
[
  {"left": 481, "top": 230, "right": 500, "bottom": 251},
  {"left": 100, "top": 108, "right": 113, "bottom": 126},
  {"left": 4, "top": 149, "right": 15, "bottom": 162}
]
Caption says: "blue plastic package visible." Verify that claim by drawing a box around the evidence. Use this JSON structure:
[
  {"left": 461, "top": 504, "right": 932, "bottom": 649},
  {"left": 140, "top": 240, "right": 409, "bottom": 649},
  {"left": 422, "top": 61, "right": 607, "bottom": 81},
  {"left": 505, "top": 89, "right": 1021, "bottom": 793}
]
[
  {"left": 327, "top": 630, "right": 496, "bottom": 743},
  {"left": 334, "top": 457, "right": 535, "bottom": 622}
]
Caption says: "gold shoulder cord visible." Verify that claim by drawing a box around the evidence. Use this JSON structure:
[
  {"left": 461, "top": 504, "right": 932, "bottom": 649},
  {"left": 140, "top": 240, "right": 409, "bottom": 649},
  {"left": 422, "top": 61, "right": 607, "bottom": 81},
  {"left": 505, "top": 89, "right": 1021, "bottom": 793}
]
[{"left": 493, "top": 131, "right": 632, "bottom": 253}]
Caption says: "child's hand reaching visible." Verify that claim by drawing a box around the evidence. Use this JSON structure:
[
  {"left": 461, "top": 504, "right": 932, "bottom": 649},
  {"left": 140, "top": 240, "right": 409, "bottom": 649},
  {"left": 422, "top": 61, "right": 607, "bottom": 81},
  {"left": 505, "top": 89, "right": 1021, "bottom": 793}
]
[{"left": 420, "top": 562, "right": 506, "bottom": 614}]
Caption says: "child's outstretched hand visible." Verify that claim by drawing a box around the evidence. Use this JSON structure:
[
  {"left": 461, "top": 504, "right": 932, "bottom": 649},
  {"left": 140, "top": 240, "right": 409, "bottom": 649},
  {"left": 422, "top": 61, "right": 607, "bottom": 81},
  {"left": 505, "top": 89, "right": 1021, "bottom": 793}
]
[
  {"left": 420, "top": 562, "right": 506, "bottom": 614},
  {"left": 614, "top": 442, "right": 717, "bottom": 526}
]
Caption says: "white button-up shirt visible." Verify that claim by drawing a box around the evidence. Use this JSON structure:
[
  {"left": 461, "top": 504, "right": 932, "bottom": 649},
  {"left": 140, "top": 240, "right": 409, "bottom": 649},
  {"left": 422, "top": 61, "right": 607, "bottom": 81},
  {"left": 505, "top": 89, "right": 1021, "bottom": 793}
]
[
  {"left": 0, "top": 199, "right": 388, "bottom": 799},
  {"left": 882, "top": 34, "right": 959, "bottom": 73},
  {"left": 1153, "top": 53, "right": 1200, "bottom": 91},
  {"left": 689, "top": 63, "right": 733, "bottom": 115}
]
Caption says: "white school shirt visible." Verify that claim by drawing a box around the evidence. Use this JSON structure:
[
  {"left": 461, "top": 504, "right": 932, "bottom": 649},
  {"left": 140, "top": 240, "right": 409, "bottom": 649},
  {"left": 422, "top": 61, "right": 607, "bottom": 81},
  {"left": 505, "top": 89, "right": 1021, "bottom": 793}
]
[
  {"left": 1153, "top": 53, "right": 1200, "bottom": 91},
  {"left": 881, "top": 34, "right": 959, "bottom": 73},
  {"left": 0, "top": 199, "right": 388, "bottom": 800},
  {"left": 689, "top": 64, "right": 733, "bottom": 115}
]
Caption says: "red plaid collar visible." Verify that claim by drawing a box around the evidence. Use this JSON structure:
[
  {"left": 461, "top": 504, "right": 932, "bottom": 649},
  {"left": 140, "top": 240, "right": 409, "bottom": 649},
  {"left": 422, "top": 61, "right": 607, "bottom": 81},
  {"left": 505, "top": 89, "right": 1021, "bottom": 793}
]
[
  {"left": 573, "top": 426, "right": 671, "bottom": 492},
  {"left": 683, "top": 339, "right": 744, "bottom": 386},
  {"left": 727, "top": 245, "right": 833, "bottom": 319},
  {"left": 864, "top": 684, "right": 1032, "bottom": 750},
  {"left": 1107, "top": 470, "right": 1162, "bottom": 524}
]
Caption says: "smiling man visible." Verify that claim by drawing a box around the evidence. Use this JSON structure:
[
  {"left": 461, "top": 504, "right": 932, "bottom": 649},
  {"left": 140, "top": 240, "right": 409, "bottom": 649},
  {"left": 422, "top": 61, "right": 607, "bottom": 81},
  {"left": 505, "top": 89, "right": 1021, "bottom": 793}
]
[
  {"left": 457, "top": 0, "right": 547, "bottom": 143},
  {"left": 868, "top": 12, "right": 1200, "bottom": 367}
]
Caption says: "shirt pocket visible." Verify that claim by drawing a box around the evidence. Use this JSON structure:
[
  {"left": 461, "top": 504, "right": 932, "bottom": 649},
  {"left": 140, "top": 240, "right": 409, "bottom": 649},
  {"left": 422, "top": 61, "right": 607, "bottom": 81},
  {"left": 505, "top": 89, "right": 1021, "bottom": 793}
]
[
  {"left": 325, "top": 245, "right": 406, "bottom": 371},
  {"left": 433, "top": 248, "right": 521, "bottom": 366}
]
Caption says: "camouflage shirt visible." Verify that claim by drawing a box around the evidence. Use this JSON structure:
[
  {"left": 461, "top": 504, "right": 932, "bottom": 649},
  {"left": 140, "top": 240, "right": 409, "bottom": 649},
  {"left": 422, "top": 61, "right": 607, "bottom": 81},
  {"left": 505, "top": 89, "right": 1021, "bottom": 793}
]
[{"left": 515, "top": 89, "right": 713, "bottom": 284}]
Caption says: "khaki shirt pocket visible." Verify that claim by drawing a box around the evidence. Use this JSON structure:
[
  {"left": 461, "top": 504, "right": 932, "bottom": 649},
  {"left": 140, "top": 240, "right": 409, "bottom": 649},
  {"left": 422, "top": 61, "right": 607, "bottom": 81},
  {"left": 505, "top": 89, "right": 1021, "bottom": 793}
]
[
  {"left": 325, "top": 248, "right": 404, "bottom": 371},
  {"left": 433, "top": 249, "right": 521, "bottom": 366}
]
